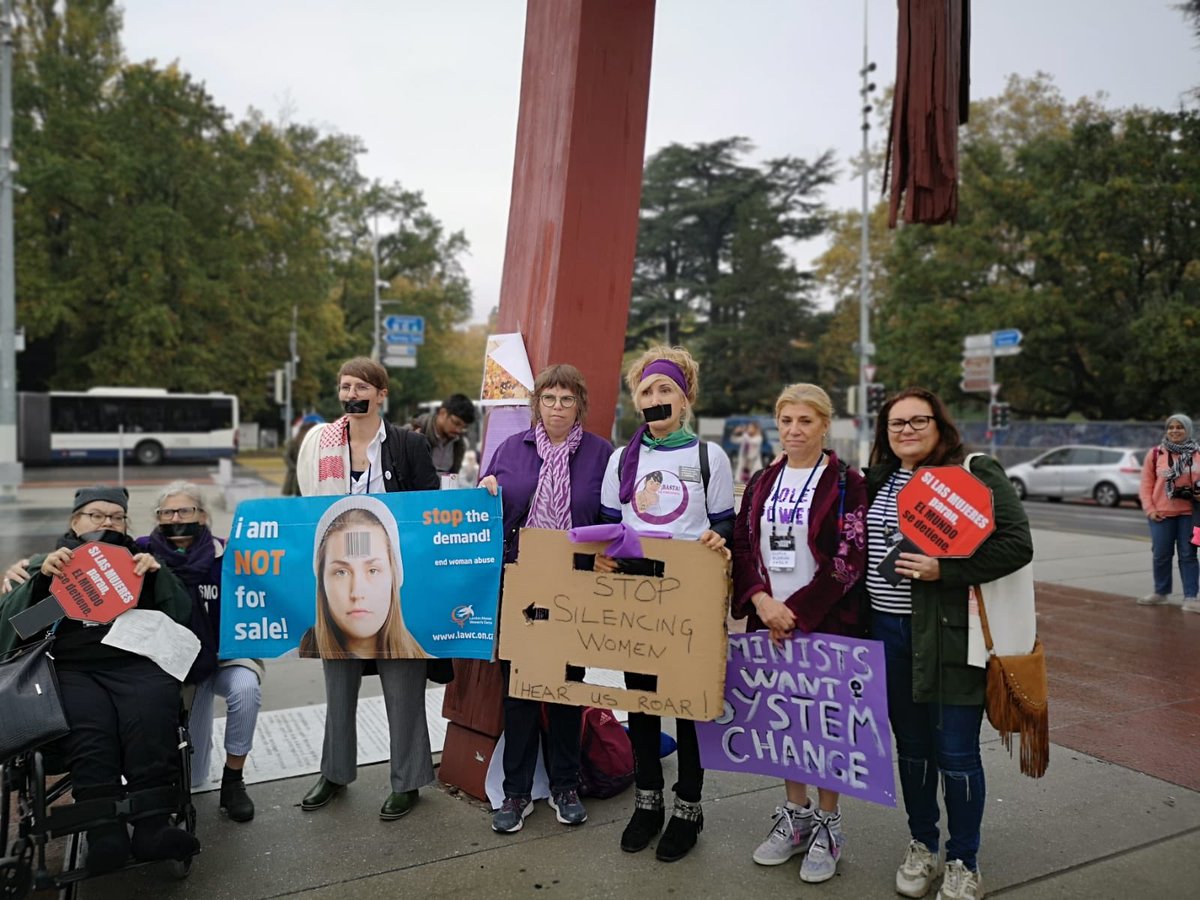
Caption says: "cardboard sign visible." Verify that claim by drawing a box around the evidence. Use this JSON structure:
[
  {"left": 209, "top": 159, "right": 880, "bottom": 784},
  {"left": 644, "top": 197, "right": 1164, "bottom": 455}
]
[
  {"left": 219, "top": 491, "right": 503, "bottom": 660},
  {"left": 51, "top": 542, "right": 144, "bottom": 624},
  {"left": 499, "top": 529, "right": 730, "bottom": 721},
  {"left": 897, "top": 466, "right": 995, "bottom": 557},
  {"left": 696, "top": 631, "right": 897, "bottom": 807}
]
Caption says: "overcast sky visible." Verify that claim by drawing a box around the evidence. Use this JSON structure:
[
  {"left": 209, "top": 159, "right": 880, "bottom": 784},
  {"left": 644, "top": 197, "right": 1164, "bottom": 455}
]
[{"left": 117, "top": 1, "right": 1198, "bottom": 322}]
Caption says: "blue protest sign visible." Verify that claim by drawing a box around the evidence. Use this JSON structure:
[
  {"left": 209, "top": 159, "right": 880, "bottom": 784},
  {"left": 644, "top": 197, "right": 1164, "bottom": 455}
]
[
  {"left": 219, "top": 490, "right": 502, "bottom": 660},
  {"left": 695, "top": 631, "right": 897, "bottom": 807}
]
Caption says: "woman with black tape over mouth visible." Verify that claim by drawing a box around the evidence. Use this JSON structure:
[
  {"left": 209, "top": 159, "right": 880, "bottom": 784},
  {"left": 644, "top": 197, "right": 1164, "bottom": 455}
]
[
  {"left": 294, "top": 357, "right": 442, "bottom": 824},
  {"left": 0, "top": 485, "right": 198, "bottom": 875},
  {"left": 596, "top": 345, "right": 735, "bottom": 863}
]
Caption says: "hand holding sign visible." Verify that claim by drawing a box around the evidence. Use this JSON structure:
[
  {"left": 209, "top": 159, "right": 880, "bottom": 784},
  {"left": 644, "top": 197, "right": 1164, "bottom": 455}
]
[{"left": 50, "top": 543, "right": 146, "bottom": 624}]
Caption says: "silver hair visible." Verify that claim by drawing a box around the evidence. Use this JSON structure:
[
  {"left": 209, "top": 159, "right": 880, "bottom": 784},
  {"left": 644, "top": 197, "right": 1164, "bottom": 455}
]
[{"left": 155, "top": 480, "right": 209, "bottom": 513}]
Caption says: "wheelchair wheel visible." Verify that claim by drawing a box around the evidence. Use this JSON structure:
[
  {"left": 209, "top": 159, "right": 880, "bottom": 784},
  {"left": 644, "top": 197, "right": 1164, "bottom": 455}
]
[{"left": 0, "top": 836, "right": 33, "bottom": 900}]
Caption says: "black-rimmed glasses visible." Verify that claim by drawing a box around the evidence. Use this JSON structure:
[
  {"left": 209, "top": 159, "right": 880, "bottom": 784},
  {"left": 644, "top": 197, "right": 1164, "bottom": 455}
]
[{"left": 886, "top": 416, "right": 934, "bottom": 433}]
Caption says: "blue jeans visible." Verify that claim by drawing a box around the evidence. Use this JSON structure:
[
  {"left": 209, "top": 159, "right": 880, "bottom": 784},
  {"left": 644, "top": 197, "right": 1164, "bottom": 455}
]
[
  {"left": 873, "top": 612, "right": 985, "bottom": 871},
  {"left": 1149, "top": 513, "right": 1199, "bottom": 598}
]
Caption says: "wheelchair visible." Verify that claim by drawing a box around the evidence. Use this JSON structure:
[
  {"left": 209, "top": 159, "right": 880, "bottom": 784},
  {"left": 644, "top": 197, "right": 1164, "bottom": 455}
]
[{"left": 0, "top": 711, "right": 198, "bottom": 900}]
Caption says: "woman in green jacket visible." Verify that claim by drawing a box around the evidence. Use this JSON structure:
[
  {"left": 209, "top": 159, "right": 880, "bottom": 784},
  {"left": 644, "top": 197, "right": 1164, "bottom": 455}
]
[{"left": 865, "top": 389, "right": 1032, "bottom": 900}]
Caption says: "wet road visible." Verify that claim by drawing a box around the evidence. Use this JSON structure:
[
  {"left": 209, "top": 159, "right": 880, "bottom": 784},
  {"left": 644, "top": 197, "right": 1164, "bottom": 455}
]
[{"left": 1, "top": 463, "right": 251, "bottom": 562}]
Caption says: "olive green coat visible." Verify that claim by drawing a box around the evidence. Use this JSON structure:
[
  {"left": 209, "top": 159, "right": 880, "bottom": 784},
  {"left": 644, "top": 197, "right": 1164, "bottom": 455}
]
[{"left": 867, "top": 455, "right": 1034, "bottom": 705}]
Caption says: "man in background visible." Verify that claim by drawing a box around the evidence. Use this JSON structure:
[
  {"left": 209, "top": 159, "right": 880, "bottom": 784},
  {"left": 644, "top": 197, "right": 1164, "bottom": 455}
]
[{"left": 407, "top": 394, "right": 476, "bottom": 475}]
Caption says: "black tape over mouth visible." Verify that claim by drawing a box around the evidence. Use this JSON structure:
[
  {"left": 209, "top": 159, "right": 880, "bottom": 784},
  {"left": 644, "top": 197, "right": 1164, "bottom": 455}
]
[
  {"left": 342, "top": 399, "right": 371, "bottom": 414},
  {"left": 641, "top": 403, "right": 673, "bottom": 423}
]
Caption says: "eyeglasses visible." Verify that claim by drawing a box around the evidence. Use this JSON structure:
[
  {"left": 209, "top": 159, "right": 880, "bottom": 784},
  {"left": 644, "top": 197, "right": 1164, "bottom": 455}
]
[
  {"left": 887, "top": 416, "right": 935, "bottom": 433},
  {"left": 81, "top": 511, "right": 127, "bottom": 526},
  {"left": 156, "top": 506, "right": 199, "bottom": 521},
  {"left": 539, "top": 394, "right": 577, "bottom": 409}
]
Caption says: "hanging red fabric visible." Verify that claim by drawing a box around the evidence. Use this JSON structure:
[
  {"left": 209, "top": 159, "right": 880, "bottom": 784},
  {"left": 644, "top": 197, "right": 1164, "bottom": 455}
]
[{"left": 883, "top": 0, "right": 971, "bottom": 227}]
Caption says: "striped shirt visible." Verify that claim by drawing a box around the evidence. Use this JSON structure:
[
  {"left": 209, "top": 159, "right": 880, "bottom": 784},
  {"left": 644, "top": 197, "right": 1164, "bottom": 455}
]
[{"left": 867, "top": 469, "right": 914, "bottom": 615}]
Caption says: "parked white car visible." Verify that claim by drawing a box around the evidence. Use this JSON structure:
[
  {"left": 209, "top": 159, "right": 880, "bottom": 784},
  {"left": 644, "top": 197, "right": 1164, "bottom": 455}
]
[{"left": 1005, "top": 445, "right": 1144, "bottom": 508}]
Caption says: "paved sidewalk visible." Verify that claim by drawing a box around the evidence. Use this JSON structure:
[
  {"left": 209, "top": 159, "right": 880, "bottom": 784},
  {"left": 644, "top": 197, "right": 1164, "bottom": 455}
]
[{"left": 4, "top": 473, "right": 1198, "bottom": 898}]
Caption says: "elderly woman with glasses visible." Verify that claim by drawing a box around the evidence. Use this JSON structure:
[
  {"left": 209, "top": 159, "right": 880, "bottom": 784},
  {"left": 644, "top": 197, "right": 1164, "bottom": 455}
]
[
  {"left": 0, "top": 486, "right": 199, "bottom": 875},
  {"left": 478, "top": 364, "right": 614, "bottom": 834},
  {"left": 865, "top": 389, "right": 1032, "bottom": 900},
  {"left": 137, "top": 481, "right": 264, "bottom": 822}
]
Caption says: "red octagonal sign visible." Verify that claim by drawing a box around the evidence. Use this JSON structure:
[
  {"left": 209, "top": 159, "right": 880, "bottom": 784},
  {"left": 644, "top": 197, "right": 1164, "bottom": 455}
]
[
  {"left": 896, "top": 466, "right": 996, "bottom": 558},
  {"left": 50, "top": 543, "right": 144, "bottom": 624}
]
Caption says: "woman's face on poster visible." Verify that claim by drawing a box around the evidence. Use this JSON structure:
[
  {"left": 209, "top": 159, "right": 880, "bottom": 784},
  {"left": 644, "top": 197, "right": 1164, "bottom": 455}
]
[{"left": 322, "top": 522, "right": 395, "bottom": 643}]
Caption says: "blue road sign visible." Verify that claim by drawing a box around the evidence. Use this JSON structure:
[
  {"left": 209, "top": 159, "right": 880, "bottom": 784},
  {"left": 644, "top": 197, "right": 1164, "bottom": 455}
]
[
  {"left": 383, "top": 331, "right": 423, "bottom": 346},
  {"left": 992, "top": 328, "right": 1023, "bottom": 348},
  {"left": 383, "top": 315, "right": 425, "bottom": 344},
  {"left": 384, "top": 314, "right": 425, "bottom": 334}
]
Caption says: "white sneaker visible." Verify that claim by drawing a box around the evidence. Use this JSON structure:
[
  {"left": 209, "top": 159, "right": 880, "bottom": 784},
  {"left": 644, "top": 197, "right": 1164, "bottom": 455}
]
[
  {"left": 936, "top": 859, "right": 984, "bottom": 900},
  {"left": 1183, "top": 597, "right": 1200, "bottom": 614},
  {"left": 799, "top": 810, "right": 844, "bottom": 884},
  {"left": 751, "top": 805, "right": 813, "bottom": 866},
  {"left": 1137, "top": 593, "right": 1169, "bottom": 605},
  {"left": 896, "top": 839, "right": 941, "bottom": 898}
]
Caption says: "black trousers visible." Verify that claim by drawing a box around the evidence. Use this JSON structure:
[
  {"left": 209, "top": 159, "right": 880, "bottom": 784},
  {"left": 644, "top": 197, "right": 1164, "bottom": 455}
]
[
  {"left": 57, "top": 657, "right": 182, "bottom": 804},
  {"left": 625, "top": 672, "right": 703, "bottom": 803},
  {"left": 500, "top": 661, "right": 583, "bottom": 796}
]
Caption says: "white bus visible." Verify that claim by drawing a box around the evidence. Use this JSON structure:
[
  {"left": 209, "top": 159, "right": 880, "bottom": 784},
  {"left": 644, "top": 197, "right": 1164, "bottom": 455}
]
[{"left": 18, "top": 387, "right": 240, "bottom": 465}]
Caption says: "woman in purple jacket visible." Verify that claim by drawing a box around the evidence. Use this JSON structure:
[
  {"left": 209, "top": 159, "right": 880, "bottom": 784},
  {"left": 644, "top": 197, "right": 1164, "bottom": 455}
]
[{"left": 479, "top": 364, "right": 613, "bottom": 834}]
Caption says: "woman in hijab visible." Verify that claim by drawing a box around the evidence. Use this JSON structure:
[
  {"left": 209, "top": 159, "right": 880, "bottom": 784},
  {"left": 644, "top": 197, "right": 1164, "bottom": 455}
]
[{"left": 1138, "top": 413, "right": 1200, "bottom": 612}]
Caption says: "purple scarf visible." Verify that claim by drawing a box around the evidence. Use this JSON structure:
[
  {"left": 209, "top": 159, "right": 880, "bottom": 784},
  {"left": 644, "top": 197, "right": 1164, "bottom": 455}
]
[{"left": 528, "top": 423, "right": 583, "bottom": 530}]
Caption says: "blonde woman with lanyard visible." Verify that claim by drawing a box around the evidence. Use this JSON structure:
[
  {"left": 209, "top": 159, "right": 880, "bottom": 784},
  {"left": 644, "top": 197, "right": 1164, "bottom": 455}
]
[
  {"left": 731, "top": 384, "right": 867, "bottom": 884},
  {"left": 596, "top": 345, "right": 735, "bottom": 863},
  {"left": 295, "top": 357, "right": 440, "bottom": 820}
]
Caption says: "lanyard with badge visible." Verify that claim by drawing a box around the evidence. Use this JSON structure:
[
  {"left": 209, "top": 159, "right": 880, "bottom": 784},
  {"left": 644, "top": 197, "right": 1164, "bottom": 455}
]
[
  {"left": 883, "top": 472, "right": 908, "bottom": 550},
  {"left": 766, "top": 453, "right": 824, "bottom": 571}
]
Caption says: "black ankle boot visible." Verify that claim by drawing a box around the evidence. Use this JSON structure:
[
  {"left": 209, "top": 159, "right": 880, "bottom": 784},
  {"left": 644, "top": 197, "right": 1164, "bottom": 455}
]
[
  {"left": 84, "top": 823, "right": 130, "bottom": 876},
  {"left": 131, "top": 814, "right": 201, "bottom": 862},
  {"left": 220, "top": 766, "right": 255, "bottom": 822},
  {"left": 620, "top": 789, "right": 665, "bottom": 853},
  {"left": 655, "top": 797, "right": 704, "bottom": 862}
]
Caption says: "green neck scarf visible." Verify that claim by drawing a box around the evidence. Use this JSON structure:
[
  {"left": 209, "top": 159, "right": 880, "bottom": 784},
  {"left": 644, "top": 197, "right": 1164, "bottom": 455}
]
[{"left": 641, "top": 426, "right": 696, "bottom": 450}]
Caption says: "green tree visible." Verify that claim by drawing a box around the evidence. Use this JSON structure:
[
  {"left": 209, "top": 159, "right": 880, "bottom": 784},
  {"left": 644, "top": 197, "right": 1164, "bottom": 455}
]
[
  {"left": 630, "top": 138, "right": 835, "bottom": 415},
  {"left": 817, "top": 75, "right": 1200, "bottom": 419}
]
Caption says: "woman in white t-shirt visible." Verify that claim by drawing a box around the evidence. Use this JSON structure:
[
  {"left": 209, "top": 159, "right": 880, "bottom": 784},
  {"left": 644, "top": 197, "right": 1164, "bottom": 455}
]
[
  {"left": 597, "top": 345, "right": 734, "bottom": 863},
  {"left": 730, "top": 384, "right": 868, "bottom": 884}
]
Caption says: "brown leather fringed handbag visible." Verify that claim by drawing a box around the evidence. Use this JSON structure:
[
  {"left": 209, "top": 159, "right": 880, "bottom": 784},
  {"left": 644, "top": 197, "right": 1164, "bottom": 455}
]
[{"left": 975, "top": 584, "right": 1049, "bottom": 778}]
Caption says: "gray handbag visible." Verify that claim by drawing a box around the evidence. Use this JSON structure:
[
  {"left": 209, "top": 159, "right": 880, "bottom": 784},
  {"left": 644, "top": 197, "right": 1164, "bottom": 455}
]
[{"left": 0, "top": 635, "right": 70, "bottom": 762}]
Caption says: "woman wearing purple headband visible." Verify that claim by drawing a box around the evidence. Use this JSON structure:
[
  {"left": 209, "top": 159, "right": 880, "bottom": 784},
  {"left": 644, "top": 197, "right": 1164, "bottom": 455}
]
[{"left": 597, "top": 345, "right": 735, "bottom": 863}]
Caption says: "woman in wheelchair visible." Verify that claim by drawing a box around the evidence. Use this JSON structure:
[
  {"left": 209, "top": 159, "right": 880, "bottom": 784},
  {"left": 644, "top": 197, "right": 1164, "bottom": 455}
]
[{"left": 0, "top": 486, "right": 200, "bottom": 875}]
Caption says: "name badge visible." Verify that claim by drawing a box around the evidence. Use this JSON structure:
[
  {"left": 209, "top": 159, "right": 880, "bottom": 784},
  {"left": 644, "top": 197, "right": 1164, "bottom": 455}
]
[
  {"left": 678, "top": 466, "right": 702, "bottom": 483},
  {"left": 768, "top": 533, "right": 796, "bottom": 571}
]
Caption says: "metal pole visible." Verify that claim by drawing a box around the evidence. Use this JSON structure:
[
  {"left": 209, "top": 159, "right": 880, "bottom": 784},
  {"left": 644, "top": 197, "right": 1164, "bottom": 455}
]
[
  {"left": 856, "top": 0, "right": 875, "bottom": 467},
  {"left": 0, "top": 0, "right": 23, "bottom": 500},
  {"left": 371, "top": 216, "right": 381, "bottom": 362},
  {"left": 284, "top": 305, "right": 296, "bottom": 436}
]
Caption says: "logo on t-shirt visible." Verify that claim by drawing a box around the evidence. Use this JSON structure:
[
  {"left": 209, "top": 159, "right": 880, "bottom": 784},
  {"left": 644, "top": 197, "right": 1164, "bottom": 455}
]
[{"left": 634, "top": 470, "right": 689, "bottom": 525}]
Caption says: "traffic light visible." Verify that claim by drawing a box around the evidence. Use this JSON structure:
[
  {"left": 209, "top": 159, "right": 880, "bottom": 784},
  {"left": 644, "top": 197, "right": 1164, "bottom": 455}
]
[
  {"left": 989, "top": 402, "right": 1011, "bottom": 430},
  {"left": 866, "top": 383, "right": 886, "bottom": 416},
  {"left": 272, "top": 368, "right": 286, "bottom": 405}
]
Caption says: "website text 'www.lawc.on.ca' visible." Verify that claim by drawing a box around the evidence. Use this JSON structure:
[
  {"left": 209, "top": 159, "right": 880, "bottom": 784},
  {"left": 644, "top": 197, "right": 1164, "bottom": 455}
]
[{"left": 430, "top": 632, "right": 494, "bottom": 641}]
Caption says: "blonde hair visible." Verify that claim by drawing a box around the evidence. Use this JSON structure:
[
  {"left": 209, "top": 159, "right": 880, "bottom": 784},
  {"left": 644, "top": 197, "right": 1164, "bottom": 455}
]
[
  {"left": 774, "top": 384, "right": 834, "bottom": 423},
  {"left": 625, "top": 345, "right": 700, "bottom": 402},
  {"left": 311, "top": 508, "right": 428, "bottom": 659}
]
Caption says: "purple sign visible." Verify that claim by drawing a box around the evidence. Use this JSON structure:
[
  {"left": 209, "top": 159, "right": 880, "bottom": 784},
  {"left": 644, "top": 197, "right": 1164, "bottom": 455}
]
[{"left": 696, "top": 631, "right": 897, "bottom": 807}]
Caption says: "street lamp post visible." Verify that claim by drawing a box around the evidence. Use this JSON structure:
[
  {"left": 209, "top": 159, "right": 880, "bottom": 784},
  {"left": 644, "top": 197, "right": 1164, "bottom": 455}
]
[
  {"left": 856, "top": 2, "right": 876, "bottom": 467},
  {"left": 0, "top": 0, "right": 23, "bottom": 500},
  {"left": 371, "top": 216, "right": 381, "bottom": 361}
]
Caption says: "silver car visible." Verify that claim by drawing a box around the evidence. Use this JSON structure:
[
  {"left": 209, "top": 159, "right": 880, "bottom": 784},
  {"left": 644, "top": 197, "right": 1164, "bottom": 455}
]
[{"left": 1005, "top": 445, "right": 1144, "bottom": 508}]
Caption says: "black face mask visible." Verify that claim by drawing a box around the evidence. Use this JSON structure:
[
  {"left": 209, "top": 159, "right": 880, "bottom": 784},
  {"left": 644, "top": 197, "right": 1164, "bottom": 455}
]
[
  {"left": 74, "top": 529, "right": 129, "bottom": 547},
  {"left": 160, "top": 522, "right": 202, "bottom": 539},
  {"left": 642, "top": 403, "right": 673, "bottom": 423},
  {"left": 342, "top": 399, "right": 371, "bottom": 414}
]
